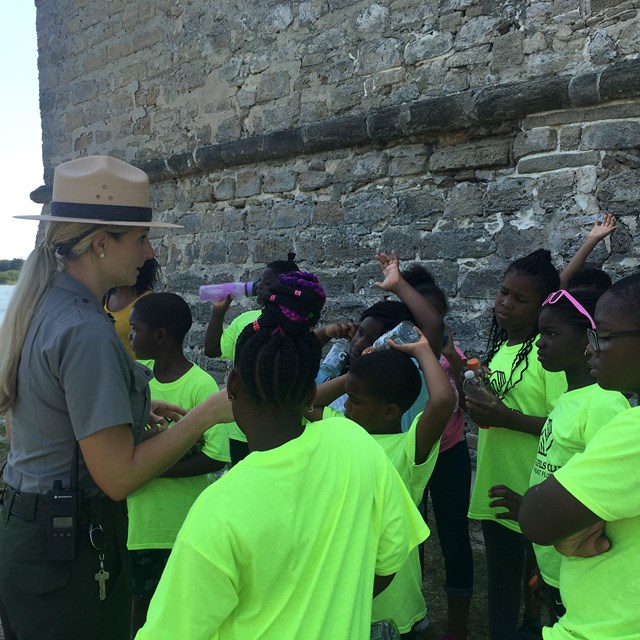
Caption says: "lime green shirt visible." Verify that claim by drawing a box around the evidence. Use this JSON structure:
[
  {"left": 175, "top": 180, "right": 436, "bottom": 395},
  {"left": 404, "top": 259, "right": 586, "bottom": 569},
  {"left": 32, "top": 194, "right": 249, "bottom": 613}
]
[
  {"left": 127, "top": 363, "right": 228, "bottom": 549},
  {"left": 530, "top": 384, "right": 629, "bottom": 587},
  {"left": 543, "top": 406, "right": 640, "bottom": 640},
  {"left": 323, "top": 407, "right": 439, "bottom": 632},
  {"left": 468, "top": 341, "right": 566, "bottom": 532},
  {"left": 137, "top": 417, "right": 429, "bottom": 640},
  {"left": 220, "top": 309, "right": 261, "bottom": 361},
  {"left": 372, "top": 414, "right": 440, "bottom": 632}
]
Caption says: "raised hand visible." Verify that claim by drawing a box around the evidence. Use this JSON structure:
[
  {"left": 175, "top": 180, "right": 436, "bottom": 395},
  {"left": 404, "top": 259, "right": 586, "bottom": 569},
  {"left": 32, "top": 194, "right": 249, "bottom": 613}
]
[
  {"left": 587, "top": 213, "right": 617, "bottom": 242},
  {"left": 374, "top": 251, "right": 403, "bottom": 291}
]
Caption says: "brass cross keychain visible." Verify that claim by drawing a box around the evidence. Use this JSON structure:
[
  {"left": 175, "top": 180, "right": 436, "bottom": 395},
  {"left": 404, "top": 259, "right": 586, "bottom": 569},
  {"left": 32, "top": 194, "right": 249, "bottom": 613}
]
[{"left": 94, "top": 553, "right": 110, "bottom": 601}]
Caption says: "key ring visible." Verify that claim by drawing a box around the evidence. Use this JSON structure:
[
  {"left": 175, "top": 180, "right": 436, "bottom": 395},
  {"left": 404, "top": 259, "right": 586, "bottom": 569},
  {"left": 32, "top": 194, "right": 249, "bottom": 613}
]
[{"left": 89, "top": 524, "right": 106, "bottom": 552}]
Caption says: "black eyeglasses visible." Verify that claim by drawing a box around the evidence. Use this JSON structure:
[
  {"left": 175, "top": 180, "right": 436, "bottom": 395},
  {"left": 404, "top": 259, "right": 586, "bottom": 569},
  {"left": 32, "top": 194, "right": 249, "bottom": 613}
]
[{"left": 587, "top": 328, "right": 640, "bottom": 352}]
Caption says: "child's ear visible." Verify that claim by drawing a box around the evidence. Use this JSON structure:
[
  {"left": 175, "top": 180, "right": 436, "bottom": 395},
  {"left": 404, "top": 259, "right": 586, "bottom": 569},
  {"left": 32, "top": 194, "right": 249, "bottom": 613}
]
[
  {"left": 383, "top": 402, "right": 402, "bottom": 422},
  {"left": 155, "top": 327, "right": 168, "bottom": 344}
]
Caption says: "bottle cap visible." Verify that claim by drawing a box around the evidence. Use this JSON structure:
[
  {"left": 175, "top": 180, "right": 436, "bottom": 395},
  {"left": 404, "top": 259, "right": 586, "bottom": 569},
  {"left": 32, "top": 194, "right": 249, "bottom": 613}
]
[
  {"left": 466, "top": 357, "right": 481, "bottom": 370},
  {"left": 463, "top": 370, "right": 476, "bottom": 380}
]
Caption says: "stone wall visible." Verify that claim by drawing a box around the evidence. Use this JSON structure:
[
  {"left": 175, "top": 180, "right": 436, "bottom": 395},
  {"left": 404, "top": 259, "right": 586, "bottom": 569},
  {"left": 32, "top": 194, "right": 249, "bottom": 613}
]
[{"left": 33, "top": 0, "right": 640, "bottom": 375}]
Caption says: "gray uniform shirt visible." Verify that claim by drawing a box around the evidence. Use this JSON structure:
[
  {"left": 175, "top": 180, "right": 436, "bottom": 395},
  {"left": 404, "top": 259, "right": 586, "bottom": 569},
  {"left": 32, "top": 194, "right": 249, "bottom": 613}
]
[{"left": 4, "top": 272, "right": 151, "bottom": 495}]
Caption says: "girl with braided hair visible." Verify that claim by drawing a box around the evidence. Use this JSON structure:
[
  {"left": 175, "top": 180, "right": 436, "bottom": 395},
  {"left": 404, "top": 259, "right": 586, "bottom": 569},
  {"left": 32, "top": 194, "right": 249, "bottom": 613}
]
[
  {"left": 487, "top": 286, "right": 629, "bottom": 625},
  {"left": 466, "top": 249, "right": 567, "bottom": 640},
  {"left": 137, "top": 272, "right": 429, "bottom": 640}
]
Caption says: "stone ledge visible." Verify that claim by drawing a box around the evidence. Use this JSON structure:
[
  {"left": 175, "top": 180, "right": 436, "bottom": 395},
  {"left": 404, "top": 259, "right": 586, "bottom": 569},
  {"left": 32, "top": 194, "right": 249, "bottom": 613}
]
[{"left": 30, "top": 58, "right": 640, "bottom": 201}]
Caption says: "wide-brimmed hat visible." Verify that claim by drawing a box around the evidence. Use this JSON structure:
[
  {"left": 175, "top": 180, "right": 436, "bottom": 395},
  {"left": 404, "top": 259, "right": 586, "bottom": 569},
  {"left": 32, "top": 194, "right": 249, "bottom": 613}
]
[{"left": 15, "top": 155, "right": 182, "bottom": 228}]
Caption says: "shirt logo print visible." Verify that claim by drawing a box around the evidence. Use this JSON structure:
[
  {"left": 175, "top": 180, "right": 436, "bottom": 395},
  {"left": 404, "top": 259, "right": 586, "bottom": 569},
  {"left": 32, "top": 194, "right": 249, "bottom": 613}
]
[{"left": 538, "top": 418, "right": 554, "bottom": 457}]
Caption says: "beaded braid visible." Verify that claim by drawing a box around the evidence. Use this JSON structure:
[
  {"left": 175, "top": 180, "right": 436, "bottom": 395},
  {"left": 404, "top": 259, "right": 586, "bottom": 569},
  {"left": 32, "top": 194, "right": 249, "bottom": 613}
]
[
  {"left": 235, "top": 271, "right": 325, "bottom": 406},
  {"left": 483, "top": 249, "right": 560, "bottom": 399}
]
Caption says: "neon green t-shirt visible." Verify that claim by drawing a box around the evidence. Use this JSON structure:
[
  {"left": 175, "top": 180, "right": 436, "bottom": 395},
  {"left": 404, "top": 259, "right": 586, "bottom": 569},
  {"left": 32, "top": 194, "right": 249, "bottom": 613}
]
[
  {"left": 529, "top": 384, "right": 630, "bottom": 587},
  {"left": 323, "top": 407, "right": 439, "bottom": 632},
  {"left": 127, "top": 362, "right": 229, "bottom": 549},
  {"left": 468, "top": 340, "right": 566, "bottom": 532},
  {"left": 137, "top": 417, "right": 428, "bottom": 640},
  {"left": 371, "top": 413, "right": 440, "bottom": 632},
  {"left": 220, "top": 309, "right": 261, "bottom": 361},
  {"left": 543, "top": 406, "right": 640, "bottom": 640}
]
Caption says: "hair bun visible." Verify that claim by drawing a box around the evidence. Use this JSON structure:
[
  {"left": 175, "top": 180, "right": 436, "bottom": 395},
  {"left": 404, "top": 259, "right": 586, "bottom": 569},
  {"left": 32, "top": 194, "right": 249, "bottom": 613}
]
[{"left": 261, "top": 271, "right": 326, "bottom": 334}]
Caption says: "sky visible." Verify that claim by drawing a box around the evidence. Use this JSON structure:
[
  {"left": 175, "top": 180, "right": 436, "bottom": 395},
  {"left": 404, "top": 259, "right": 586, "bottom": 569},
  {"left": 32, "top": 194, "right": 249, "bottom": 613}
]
[{"left": 0, "top": 4, "right": 42, "bottom": 259}]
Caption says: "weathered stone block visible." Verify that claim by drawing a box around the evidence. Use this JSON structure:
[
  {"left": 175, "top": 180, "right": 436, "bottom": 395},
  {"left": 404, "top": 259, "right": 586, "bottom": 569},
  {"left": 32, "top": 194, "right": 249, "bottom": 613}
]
[
  {"left": 459, "top": 268, "right": 504, "bottom": 298},
  {"left": 525, "top": 102, "right": 640, "bottom": 129},
  {"left": 484, "top": 178, "right": 534, "bottom": 215},
  {"left": 447, "top": 44, "right": 492, "bottom": 68},
  {"left": 559, "top": 125, "right": 582, "bottom": 151},
  {"left": 430, "top": 139, "right": 511, "bottom": 172},
  {"left": 600, "top": 59, "right": 640, "bottom": 102},
  {"left": 475, "top": 76, "right": 571, "bottom": 123},
  {"left": 311, "top": 202, "right": 344, "bottom": 224},
  {"left": 255, "top": 72, "right": 291, "bottom": 103},
  {"left": 263, "top": 169, "right": 297, "bottom": 193},
  {"left": 299, "top": 171, "right": 332, "bottom": 191},
  {"left": 420, "top": 229, "right": 495, "bottom": 259},
  {"left": 301, "top": 115, "right": 369, "bottom": 152},
  {"left": 404, "top": 32, "right": 453, "bottom": 64},
  {"left": 444, "top": 182, "right": 484, "bottom": 218},
  {"left": 491, "top": 30, "right": 525, "bottom": 70},
  {"left": 251, "top": 234, "right": 297, "bottom": 263},
  {"left": 517, "top": 151, "right": 601, "bottom": 173},
  {"left": 513, "top": 128, "right": 557, "bottom": 160},
  {"left": 596, "top": 169, "right": 640, "bottom": 216},
  {"left": 236, "top": 172, "right": 261, "bottom": 197},
  {"left": 582, "top": 122, "right": 640, "bottom": 150},
  {"left": 214, "top": 177, "right": 236, "bottom": 201}
]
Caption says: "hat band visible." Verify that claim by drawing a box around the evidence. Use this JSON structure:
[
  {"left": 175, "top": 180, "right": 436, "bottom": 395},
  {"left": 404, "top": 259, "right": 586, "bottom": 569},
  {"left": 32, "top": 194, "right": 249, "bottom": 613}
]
[{"left": 51, "top": 201, "right": 153, "bottom": 223}]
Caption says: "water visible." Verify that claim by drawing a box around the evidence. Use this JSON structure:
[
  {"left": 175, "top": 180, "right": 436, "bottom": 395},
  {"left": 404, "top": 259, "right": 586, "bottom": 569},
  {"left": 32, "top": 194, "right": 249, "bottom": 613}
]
[{"left": 0, "top": 285, "right": 16, "bottom": 325}]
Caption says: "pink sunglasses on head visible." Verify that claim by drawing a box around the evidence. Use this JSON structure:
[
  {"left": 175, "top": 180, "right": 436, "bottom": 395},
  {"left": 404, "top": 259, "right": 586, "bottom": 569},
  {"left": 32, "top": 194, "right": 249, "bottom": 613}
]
[{"left": 542, "top": 290, "right": 596, "bottom": 329}]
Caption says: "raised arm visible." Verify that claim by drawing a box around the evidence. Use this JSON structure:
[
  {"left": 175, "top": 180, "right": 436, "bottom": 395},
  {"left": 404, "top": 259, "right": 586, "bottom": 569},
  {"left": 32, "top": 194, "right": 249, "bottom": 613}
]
[
  {"left": 375, "top": 251, "right": 444, "bottom": 357},
  {"left": 204, "top": 296, "right": 232, "bottom": 358},
  {"left": 389, "top": 331, "right": 456, "bottom": 464},
  {"left": 314, "top": 321, "right": 359, "bottom": 346},
  {"left": 559, "top": 214, "right": 617, "bottom": 288}
]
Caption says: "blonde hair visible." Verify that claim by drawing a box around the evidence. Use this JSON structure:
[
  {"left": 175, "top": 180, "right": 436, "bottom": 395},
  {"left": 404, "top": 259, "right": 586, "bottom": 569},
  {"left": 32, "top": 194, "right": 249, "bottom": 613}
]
[{"left": 0, "top": 221, "right": 130, "bottom": 413}]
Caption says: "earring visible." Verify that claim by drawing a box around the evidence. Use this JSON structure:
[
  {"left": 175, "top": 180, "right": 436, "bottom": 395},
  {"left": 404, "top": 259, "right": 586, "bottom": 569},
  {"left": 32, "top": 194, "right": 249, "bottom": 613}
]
[
  {"left": 227, "top": 392, "right": 235, "bottom": 400},
  {"left": 305, "top": 403, "right": 314, "bottom": 413},
  {"left": 99, "top": 252, "right": 105, "bottom": 259}
]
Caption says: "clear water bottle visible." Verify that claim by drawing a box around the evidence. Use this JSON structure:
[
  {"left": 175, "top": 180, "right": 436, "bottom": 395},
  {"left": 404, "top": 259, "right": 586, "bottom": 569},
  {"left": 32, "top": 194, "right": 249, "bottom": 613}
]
[
  {"left": 199, "top": 281, "right": 256, "bottom": 302},
  {"left": 462, "top": 358, "right": 492, "bottom": 429},
  {"left": 371, "top": 321, "right": 420, "bottom": 351},
  {"left": 316, "top": 339, "right": 350, "bottom": 383}
]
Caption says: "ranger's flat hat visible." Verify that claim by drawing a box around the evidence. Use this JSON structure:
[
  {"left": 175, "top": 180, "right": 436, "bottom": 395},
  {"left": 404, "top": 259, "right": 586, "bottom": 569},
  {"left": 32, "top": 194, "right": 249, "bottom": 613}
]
[{"left": 15, "top": 155, "right": 182, "bottom": 228}]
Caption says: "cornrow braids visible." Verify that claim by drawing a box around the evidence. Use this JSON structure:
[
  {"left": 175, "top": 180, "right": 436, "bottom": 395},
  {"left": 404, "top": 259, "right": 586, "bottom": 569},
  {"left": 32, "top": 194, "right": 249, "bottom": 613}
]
[
  {"left": 484, "top": 249, "right": 560, "bottom": 399},
  {"left": 235, "top": 271, "right": 325, "bottom": 406}
]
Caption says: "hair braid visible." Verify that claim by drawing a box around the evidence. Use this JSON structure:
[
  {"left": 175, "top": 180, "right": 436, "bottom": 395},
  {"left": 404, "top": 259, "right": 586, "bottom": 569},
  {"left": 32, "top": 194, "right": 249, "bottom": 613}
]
[{"left": 235, "top": 271, "right": 325, "bottom": 406}]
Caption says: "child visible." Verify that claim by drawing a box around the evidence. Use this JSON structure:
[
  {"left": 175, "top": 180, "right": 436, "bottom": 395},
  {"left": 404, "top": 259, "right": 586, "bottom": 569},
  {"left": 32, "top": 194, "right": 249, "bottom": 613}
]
[
  {"left": 136, "top": 273, "right": 429, "bottom": 640},
  {"left": 403, "top": 263, "right": 473, "bottom": 640},
  {"left": 314, "top": 330, "right": 455, "bottom": 637},
  {"left": 520, "top": 273, "right": 640, "bottom": 639},
  {"left": 105, "top": 257, "right": 161, "bottom": 357},
  {"left": 330, "top": 251, "right": 445, "bottom": 427},
  {"left": 488, "top": 287, "right": 629, "bottom": 622},
  {"left": 466, "top": 249, "right": 567, "bottom": 640},
  {"left": 127, "top": 292, "right": 230, "bottom": 635}
]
